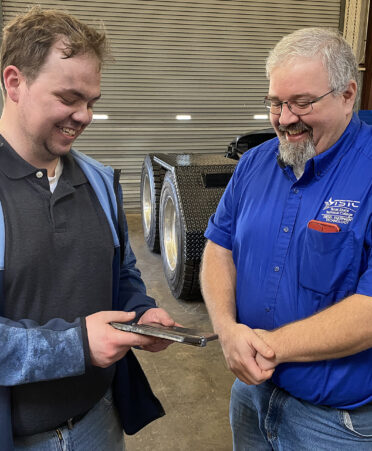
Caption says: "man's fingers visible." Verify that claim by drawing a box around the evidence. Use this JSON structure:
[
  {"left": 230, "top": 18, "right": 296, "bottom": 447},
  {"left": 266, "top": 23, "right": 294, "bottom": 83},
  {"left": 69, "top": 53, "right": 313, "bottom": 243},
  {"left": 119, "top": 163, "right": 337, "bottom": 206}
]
[
  {"left": 140, "top": 339, "right": 173, "bottom": 352},
  {"left": 134, "top": 334, "right": 160, "bottom": 347},
  {"left": 233, "top": 362, "right": 275, "bottom": 386},
  {"left": 86, "top": 310, "right": 168, "bottom": 367},
  {"left": 103, "top": 310, "right": 136, "bottom": 323},
  {"left": 221, "top": 326, "right": 276, "bottom": 385},
  {"left": 251, "top": 332, "right": 275, "bottom": 359},
  {"left": 138, "top": 307, "right": 176, "bottom": 327},
  {"left": 87, "top": 310, "right": 136, "bottom": 329},
  {"left": 256, "top": 352, "right": 276, "bottom": 371}
]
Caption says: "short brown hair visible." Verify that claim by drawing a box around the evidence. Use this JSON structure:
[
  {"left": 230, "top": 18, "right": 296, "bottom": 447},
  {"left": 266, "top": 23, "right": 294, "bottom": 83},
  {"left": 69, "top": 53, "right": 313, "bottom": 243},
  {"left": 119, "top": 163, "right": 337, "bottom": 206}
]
[{"left": 0, "top": 6, "right": 109, "bottom": 92}]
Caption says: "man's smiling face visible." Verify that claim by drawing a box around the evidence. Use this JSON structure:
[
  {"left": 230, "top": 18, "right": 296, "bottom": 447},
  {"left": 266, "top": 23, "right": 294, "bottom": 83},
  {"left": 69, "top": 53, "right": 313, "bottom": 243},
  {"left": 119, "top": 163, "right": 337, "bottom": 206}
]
[
  {"left": 16, "top": 40, "right": 101, "bottom": 166},
  {"left": 268, "top": 56, "right": 356, "bottom": 167}
]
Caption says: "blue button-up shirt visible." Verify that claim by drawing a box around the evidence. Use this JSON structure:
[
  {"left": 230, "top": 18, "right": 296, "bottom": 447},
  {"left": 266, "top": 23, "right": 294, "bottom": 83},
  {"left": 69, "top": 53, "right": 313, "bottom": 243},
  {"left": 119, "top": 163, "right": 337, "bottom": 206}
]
[{"left": 205, "top": 114, "right": 372, "bottom": 408}]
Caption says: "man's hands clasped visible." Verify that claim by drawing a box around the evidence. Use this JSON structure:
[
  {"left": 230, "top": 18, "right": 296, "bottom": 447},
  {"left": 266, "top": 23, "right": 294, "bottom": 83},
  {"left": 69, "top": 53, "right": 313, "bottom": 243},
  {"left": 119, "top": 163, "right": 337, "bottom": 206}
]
[
  {"left": 218, "top": 323, "right": 278, "bottom": 385},
  {"left": 86, "top": 308, "right": 175, "bottom": 368}
]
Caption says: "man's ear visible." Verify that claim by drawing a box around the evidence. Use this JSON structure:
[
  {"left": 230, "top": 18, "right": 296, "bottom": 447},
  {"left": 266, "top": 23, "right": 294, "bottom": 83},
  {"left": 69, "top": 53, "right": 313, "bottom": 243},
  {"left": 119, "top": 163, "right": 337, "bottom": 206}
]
[
  {"left": 3, "top": 65, "right": 24, "bottom": 102},
  {"left": 342, "top": 79, "right": 358, "bottom": 112}
]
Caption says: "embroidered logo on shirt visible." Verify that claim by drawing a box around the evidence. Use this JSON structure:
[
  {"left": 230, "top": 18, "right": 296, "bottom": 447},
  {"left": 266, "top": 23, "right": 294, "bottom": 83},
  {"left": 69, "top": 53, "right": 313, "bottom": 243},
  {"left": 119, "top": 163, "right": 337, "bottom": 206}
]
[{"left": 321, "top": 197, "right": 360, "bottom": 224}]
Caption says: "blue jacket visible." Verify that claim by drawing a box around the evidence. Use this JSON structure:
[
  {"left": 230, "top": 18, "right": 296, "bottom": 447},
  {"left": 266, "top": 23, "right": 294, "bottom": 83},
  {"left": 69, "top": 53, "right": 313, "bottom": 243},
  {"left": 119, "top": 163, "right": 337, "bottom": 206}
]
[{"left": 0, "top": 149, "right": 164, "bottom": 450}]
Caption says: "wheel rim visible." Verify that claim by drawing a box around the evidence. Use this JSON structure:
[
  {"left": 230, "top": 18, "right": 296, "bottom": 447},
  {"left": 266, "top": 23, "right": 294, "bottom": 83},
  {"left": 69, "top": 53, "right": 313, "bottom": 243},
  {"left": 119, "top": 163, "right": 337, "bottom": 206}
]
[
  {"left": 163, "top": 195, "right": 178, "bottom": 272},
  {"left": 142, "top": 173, "right": 152, "bottom": 236}
]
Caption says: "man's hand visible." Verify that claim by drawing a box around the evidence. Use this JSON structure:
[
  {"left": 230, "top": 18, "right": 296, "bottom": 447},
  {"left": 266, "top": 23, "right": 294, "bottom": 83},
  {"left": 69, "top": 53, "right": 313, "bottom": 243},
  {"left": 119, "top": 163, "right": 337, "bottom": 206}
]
[
  {"left": 254, "top": 329, "right": 279, "bottom": 371},
  {"left": 219, "top": 323, "right": 276, "bottom": 385},
  {"left": 138, "top": 307, "right": 175, "bottom": 327},
  {"left": 137, "top": 307, "right": 176, "bottom": 352},
  {"left": 86, "top": 310, "right": 167, "bottom": 367}
]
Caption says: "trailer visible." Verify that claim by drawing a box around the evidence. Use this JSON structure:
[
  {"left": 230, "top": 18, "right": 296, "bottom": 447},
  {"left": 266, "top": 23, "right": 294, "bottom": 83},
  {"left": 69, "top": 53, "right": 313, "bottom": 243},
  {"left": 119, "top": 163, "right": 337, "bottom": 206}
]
[{"left": 140, "top": 129, "right": 276, "bottom": 300}]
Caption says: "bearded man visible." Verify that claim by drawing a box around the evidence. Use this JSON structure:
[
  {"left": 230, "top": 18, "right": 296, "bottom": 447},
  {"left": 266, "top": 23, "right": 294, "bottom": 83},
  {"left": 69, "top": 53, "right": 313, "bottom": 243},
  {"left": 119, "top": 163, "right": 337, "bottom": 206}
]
[{"left": 201, "top": 27, "right": 372, "bottom": 450}]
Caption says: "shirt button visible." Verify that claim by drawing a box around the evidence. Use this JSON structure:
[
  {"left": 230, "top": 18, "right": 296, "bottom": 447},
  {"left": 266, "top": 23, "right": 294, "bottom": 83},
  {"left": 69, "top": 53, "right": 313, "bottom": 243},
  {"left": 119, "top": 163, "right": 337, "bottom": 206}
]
[
  {"left": 293, "top": 188, "right": 299, "bottom": 194},
  {"left": 283, "top": 226, "right": 289, "bottom": 233},
  {"left": 274, "top": 266, "right": 280, "bottom": 272},
  {"left": 36, "top": 171, "right": 43, "bottom": 179}
]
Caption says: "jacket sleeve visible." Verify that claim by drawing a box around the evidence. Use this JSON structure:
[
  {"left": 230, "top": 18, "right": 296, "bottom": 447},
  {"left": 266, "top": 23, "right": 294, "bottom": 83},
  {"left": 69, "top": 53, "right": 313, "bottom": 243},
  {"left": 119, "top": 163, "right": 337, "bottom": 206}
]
[
  {"left": 116, "top": 186, "right": 157, "bottom": 317},
  {"left": 0, "top": 316, "right": 85, "bottom": 386}
]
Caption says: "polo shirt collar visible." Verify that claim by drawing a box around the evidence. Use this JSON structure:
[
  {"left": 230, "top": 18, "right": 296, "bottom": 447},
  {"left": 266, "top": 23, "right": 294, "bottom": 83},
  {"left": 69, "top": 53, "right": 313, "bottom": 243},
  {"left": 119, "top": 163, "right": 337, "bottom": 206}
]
[
  {"left": 312, "top": 113, "right": 361, "bottom": 179},
  {"left": 0, "top": 135, "right": 87, "bottom": 187},
  {"left": 0, "top": 135, "right": 37, "bottom": 179},
  {"left": 60, "top": 153, "right": 88, "bottom": 187},
  {"left": 276, "top": 113, "right": 361, "bottom": 182}
]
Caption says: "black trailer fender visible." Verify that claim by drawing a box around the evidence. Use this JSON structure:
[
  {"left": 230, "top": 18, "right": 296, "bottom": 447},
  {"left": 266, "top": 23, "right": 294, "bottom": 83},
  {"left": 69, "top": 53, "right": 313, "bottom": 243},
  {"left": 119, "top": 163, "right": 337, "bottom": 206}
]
[
  {"left": 155, "top": 154, "right": 237, "bottom": 300},
  {"left": 141, "top": 128, "right": 276, "bottom": 300}
]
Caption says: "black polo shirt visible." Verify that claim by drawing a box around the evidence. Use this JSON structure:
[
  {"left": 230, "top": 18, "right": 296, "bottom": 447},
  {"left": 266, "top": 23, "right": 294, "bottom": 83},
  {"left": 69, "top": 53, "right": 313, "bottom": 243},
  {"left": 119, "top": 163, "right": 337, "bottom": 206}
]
[{"left": 0, "top": 136, "right": 116, "bottom": 436}]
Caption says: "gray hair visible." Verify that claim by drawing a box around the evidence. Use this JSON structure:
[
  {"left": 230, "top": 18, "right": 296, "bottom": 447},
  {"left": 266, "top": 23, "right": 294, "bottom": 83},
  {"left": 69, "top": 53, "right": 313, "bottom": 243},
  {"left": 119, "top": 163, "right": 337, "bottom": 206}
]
[{"left": 266, "top": 28, "right": 358, "bottom": 93}]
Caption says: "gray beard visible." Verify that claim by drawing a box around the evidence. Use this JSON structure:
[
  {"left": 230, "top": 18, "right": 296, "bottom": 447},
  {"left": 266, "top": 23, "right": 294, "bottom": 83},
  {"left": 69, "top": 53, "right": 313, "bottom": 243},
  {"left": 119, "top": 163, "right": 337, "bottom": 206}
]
[{"left": 278, "top": 137, "right": 316, "bottom": 179}]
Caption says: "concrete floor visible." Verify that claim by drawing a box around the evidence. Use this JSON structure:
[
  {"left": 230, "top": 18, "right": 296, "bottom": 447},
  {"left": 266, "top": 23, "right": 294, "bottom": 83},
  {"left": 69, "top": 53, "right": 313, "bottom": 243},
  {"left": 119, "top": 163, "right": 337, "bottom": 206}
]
[{"left": 124, "top": 214, "right": 235, "bottom": 451}]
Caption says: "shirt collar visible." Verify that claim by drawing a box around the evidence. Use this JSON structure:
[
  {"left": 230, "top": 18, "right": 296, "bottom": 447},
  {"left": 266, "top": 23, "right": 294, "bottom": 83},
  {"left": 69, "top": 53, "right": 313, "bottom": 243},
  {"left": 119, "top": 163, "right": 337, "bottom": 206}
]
[
  {"left": 0, "top": 135, "right": 38, "bottom": 179},
  {"left": 0, "top": 135, "right": 87, "bottom": 186},
  {"left": 276, "top": 113, "right": 362, "bottom": 182},
  {"left": 60, "top": 153, "right": 88, "bottom": 187},
  {"left": 312, "top": 113, "right": 361, "bottom": 179}
]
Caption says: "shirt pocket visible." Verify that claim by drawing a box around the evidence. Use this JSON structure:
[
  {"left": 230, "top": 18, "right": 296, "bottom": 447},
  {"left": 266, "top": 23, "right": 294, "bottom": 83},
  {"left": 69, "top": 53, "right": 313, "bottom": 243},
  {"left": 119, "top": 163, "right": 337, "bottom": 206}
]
[{"left": 299, "top": 228, "right": 354, "bottom": 295}]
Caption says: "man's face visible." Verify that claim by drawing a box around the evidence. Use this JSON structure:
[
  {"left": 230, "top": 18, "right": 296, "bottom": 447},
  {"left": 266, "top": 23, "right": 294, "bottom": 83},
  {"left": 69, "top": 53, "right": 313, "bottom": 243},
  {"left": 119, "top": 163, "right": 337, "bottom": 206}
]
[
  {"left": 268, "top": 57, "right": 355, "bottom": 162},
  {"left": 16, "top": 40, "right": 101, "bottom": 166}
]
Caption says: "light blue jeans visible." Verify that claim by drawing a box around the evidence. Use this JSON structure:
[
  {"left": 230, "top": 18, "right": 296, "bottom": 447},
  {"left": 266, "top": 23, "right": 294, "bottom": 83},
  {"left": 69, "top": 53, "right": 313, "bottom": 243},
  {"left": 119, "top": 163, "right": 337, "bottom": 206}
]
[
  {"left": 230, "top": 379, "right": 372, "bottom": 451},
  {"left": 14, "top": 389, "right": 124, "bottom": 451}
]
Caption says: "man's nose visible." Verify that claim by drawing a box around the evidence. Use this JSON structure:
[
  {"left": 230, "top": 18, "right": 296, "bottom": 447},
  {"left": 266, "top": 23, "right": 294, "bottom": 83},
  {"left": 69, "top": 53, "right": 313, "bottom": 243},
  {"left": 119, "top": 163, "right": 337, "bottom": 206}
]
[
  {"left": 278, "top": 103, "right": 299, "bottom": 127},
  {"left": 71, "top": 105, "right": 93, "bottom": 126}
]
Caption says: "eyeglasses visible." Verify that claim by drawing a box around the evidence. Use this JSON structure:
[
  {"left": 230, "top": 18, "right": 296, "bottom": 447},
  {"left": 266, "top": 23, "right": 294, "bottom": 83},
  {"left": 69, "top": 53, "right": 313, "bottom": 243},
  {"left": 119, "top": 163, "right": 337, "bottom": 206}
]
[{"left": 263, "top": 89, "right": 335, "bottom": 116}]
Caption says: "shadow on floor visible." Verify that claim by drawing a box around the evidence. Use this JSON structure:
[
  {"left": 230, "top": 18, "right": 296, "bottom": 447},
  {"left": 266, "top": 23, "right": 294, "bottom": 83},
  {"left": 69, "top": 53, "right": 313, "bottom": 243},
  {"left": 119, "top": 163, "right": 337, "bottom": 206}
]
[{"left": 124, "top": 214, "right": 234, "bottom": 451}]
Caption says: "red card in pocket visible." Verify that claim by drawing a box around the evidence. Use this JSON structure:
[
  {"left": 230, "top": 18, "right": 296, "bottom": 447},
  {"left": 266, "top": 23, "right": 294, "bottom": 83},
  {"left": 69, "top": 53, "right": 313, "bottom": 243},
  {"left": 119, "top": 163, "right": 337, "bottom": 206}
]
[{"left": 307, "top": 220, "right": 340, "bottom": 233}]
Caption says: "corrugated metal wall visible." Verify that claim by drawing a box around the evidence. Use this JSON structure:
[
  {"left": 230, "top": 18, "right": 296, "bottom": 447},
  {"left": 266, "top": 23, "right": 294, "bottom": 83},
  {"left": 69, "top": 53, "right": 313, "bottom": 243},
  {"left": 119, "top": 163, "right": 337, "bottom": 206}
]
[{"left": 2, "top": 0, "right": 342, "bottom": 211}]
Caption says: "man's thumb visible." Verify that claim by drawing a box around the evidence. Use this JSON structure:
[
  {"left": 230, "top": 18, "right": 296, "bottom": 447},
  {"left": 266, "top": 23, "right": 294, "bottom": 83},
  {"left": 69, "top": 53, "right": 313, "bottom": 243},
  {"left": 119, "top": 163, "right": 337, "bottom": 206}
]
[{"left": 253, "top": 334, "right": 275, "bottom": 358}]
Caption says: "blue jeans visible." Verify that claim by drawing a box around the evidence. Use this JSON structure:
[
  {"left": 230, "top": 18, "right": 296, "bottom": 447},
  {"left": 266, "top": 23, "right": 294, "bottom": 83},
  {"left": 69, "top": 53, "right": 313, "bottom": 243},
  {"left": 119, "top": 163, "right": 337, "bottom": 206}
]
[
  {"left": 14, "top": 389, "right": 124, "bottom": 451},
  {"left": 230, "top": 379, "right": 372, "bottom": 451}
]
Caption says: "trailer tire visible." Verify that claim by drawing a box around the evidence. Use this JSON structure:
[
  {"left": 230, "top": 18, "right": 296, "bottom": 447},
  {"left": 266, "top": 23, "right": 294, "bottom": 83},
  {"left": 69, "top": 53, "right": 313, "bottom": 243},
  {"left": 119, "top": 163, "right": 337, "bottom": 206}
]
[
  {"left": 140, "top": 155, "right": 164, "bottom": 252},
  {"left": 159, "top": 171, "right": 201, "bottom": 300}
]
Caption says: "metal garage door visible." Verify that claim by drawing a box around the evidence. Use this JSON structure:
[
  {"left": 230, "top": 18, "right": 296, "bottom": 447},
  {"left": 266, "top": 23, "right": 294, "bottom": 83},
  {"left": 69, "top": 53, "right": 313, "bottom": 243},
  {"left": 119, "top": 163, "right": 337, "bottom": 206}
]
[{"left": 2, "top": 0, "right": 342, "bottom": 211}]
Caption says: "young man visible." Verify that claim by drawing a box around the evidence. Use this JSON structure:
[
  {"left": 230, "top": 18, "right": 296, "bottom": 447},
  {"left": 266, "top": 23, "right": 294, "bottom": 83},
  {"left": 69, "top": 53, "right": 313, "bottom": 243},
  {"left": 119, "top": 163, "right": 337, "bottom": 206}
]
[
  {"left": 201, "top": 28, "right": 372, "bottom": 450},
  {"left": 0, "top": 7, "right": 175, "bottom": 450}
]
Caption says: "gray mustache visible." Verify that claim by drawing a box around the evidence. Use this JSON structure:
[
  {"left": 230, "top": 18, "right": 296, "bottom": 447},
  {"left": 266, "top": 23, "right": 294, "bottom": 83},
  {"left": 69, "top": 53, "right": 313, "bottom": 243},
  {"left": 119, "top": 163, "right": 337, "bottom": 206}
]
[{"left": 278, "top": 122, "right": 311, "bottom": 134}]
